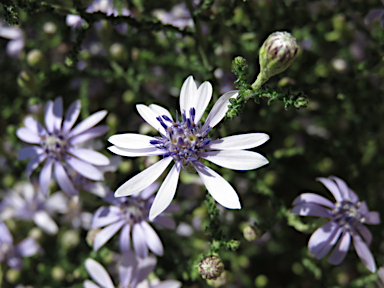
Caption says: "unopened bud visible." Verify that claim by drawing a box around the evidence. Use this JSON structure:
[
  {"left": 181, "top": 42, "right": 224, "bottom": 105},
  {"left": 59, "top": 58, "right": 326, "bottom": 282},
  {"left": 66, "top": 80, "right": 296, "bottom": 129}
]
[
  {"left": 43, "top": 22, "right": 57, "bottom": 35},
  {"left": 243, "top": 225, "right": 261, "bottom": 241},
  {"left": 252, "top": 31, "right": 298, "bottom": 90},
  {"left": 109, "top": 43, "right": 126, "bottom": 60},
  {"left": 198, "top": 255, "right": 224, "bottom": 280},
  {"left": 27, "top": 49, "right": 47, "bottom": 70},
  {"left": 207, "top": 270, "right": 227, "bottom": 287}
]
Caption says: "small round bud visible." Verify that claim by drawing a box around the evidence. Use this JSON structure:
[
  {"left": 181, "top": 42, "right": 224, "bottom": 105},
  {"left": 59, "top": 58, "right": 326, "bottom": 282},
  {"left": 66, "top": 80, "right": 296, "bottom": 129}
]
[
  {"left": 52, "top": 266, "right": 65, "bottom": 281},
  {"left": 109, "top": 43, "right": 126, "bottom": 60},
  {"left": 198, "top": 255, "right": 224, "bottom": 280},
  {"left": 27, "top": 49, "right": 47, "bottom": 70},
  {"left": 43, "top": 22, "right": 57, "bottom": 35},
  {"left": 243, "top": 225, "right": 261, "bottom": 241},
  {"left": 61, "top": 230, "right": 80, "bottom": 249},
  {"left": 259, "top": 31, "right": 299, "bottom": 78}
]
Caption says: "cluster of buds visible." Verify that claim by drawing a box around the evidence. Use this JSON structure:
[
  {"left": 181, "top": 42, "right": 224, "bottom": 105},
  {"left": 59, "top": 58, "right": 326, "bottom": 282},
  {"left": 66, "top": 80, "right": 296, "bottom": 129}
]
[{"left": 252, "top": 31, "right": 299, "bottom": 90}]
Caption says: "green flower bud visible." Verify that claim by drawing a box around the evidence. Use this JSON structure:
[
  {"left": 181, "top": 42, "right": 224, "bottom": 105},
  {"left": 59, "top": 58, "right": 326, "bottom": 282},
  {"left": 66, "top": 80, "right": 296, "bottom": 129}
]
[
  {"left": 207, "top": 270, "right": 227, "bottom": 287},
  {"left": 243, "top": 225, "right": 261, "bottom": 241},
  {"left": 109, "top": 43, "right": 126, "bottom": 60},
  {"left": 27, "top": 49, "right": 47, "bottom": 70},
  {"left": 198, "top": 255, "right": 224, "bottom": 280},
  {"left": 252, "top": 31, "right": 299, "bottom": 90}
]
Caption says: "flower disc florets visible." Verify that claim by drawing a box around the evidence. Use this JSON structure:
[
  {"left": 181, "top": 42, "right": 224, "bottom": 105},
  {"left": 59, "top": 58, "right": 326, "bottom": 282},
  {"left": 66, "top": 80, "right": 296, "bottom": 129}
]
[
  {"left": 119, "top": 198, "right": 146, "bottom": 226},
  {"left": 333, "top": 200, "right": 364, "bottom": 229},
  {"left": 41, "top": 132, "right": 68, "bottom": 160},
  {"left": 150, "top": 107, "right": 211, "bottom": 168}
]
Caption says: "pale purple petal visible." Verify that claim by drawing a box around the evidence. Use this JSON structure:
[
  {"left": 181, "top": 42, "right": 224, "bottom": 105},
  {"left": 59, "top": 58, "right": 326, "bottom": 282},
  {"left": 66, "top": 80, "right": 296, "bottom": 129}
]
[
  {"left": 119, "top": 252, "right": 135, "bottom": 287},
  {"left": 154, "top": 280, "right": 182, "bottom": 288},
  {"left": 152, "top": 216, "right": 176, "bottom": 229},
  {"left": 141, "top": 221, "right": 163, "bottom": 256},
  {"left": 33, "top": 210, "right": 58, "bottom": 235},
  {"left": 66, "top": 156, "right": 104, "bottom": 181},
  {"left": 108, "top": 133, "right": 156, "bottom": 149},
  {"left": 108, "top": 146, "right": 165, "bottom": 157},
  {"left": 194, "top": 163, "right": 241, "bottom": 209},
  {"left": 69, "top": 126, "right": 109, "bottom": 144},
  {"left": 84, "top": 280, "right": 101, "bottom": 288},
  {"left": 93, "top": 220, "right": 125, "bottom": 251},
  {"left": 292, "top": 193, "right": 335, "bottom": 209},
  {"left": 328, "top": 231, "right": 351, "bottom": 265},
  {"left": 199, "top": 150, "right": 269, "bottom": 171},
  {"left": 16, "top": 128, "right": 41, "bottom": 144},
  {"left": 115, "top": 157, "right": 172, "bottom": 197},
  {"left": 206, "top": 133, "right": 270, "bottom": 151},
  {"left": 39, "top": 158, "right": 53, "bottom": 197},
  {"left": 15, "top": 238, "right": 40, "bottom": 257},
  {"left": 316, "top": 177, "right": 343, "bottom": 202},
  {"left": 62, "top": 100, "right": 81, "bottom": 134},
  {"left": 26, "top": 153, "right": 47, "bottom": 178},
  {"left": 202, "top": 90, "right": 238, "bottom": 131},
  {"left": 149, "top": 162, "right": 180, "bottom": 221},
  {"left": 45, "top": 192, "right": 68, "bottom": 214},
  {"left": 179, "top": 75, "right": 197, "bottom": 118},
  {"left": 67, "top": 148, "right": 109, "bottom": 166},
  {"left": 194, "top": 81, "right": 212, "bottom": 123},
  {"left": 291, "top": 203, "right": 334, "bottom": 217},
  {"left": 133, "top": 255, "right": 157, "bottom": 286},
  {"left": 132, "top": 223, "right": 148, "bottom": 258},
  {"left": 69, "top": 110, "right": 107, "bottom": 138},
  {"left": 136, "top": 104, "right": 166, "bottom": 135},
  {"left": 308, "top": 221, "right": 342, "bottom": 259},
  {"left": 119, "top": 223, "right": 131, "bottom": 253},
  {"left": 347, "top": 188, "right": 359, "bottom": 202},
  {"left": 328, "top": 176, "right": 351, "bottom": 199},
  {"left": 149, "top": 104, "right": 173, "bottom": 121},
  {"left": 139, "top": 182, "right": 160, "bottom": 200},
  {"left": 352, "top": 233, "right": 376, "bottom": 273},
  {"left": 23, "top": 116, "right": 46, "bottom": 135},
  {"left": 18, "top": 146, "right": 44, "bottom": 160},
  {"left": 365, "top": 211, "right": 380, "bottom": 225},
  {"left": 54, "top": 161, "right": 77, "bottom": 196},
  {"left": 53, "top": 97, "right": 63, "bottom": 131},
  {"left": 85, "top": 258, "right": 114, "bottom": 288},
  {"left": 365, "top": 8, "right": 384, "bottom": 24},
  {"left": 356, "top": 224, "right": 372, "bottom": 245},
  {"left": 92, "top": 206, "right": 121, "bottom": 228},
  {"left": 0, "top": 222, "right": 13, "bottom": 243},
  {"left": 44, "top": 100, "right": 55, "bottom": 133}
]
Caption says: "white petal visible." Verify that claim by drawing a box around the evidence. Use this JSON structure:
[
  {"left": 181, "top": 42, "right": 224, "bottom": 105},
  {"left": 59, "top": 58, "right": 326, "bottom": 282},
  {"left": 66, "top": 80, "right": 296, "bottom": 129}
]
[
  {"left": 202, "top": 90, "right": 238, "bottom": 131},
  {"left": 108, "top": 133, "right": 156, "bottom": 149},
  {"left": 16, "top": 128, "right": 41, "bottom": 144},
  {"left": 149, "top": 163, "right": 180, "bottom": 221},
  {"left": 179, "top": 75, "right": 197, "bottom": 118},
  {"left": 115, "top": 157, "right": 172, "bottom": 197},
  {"left": 108, "top": 146, "right": 165, "bottom": 157},
  {"left": 62, "top": 100, "right": 81, "bottom": 134},
  {"left": 85, "top": 258, "right": 114, "bottom": 288},
  {"left": 194, "top": 163, "right": 241, "bottom": 209},
  {"left": 67, "top": 148, "right": 110, "bottom": 166},
  {"left": 66, "top": 156, "right": 104, "bottom": 181},
  {"left": 69, "top": 110, "right": 107, "bottom": 138},
  {"left": 39, "top": 158, "right": 53, "bottom": 197},
  {"left": 141, "top": 221, "right": 164, "bottom": 256},
  {"left": 44, "top": 100, "right": 55, "bottom": 133},
  {"left": 207, "top": 133, "right": 270, "bottom": 150},
  {"left": 153, "top": 280, "right": 182, "bottom": 288},
  {"left": 199, "top": 150, "right": 269, "bottom": 170},
  {"left": 136, "top": 104, "right": 166, "bottom": 135},
  {"left": 53, "top": 97, "right": 63, "bottom": 132},
  {"left": 33, "top": 210, "right": 58, "bottom": 235},
  {"left": 84, "top": 280, "right": 101, "bottom": 288},
  {"left": 149, "top": 104, "right": 173, "bottom": 121},
  {"left": 194, "top": 81, "right": 212, "bottom": 123}
]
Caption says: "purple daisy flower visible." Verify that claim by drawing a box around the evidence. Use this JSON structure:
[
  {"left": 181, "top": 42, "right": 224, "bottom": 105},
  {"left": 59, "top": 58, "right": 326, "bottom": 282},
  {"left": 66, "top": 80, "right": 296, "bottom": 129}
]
[
  {"left": 16, "top": 97, "right": 109, "bottom": 197},
  {"left": 152, "top": 4, "right": 194, "bottom": 30},
  {"left": 84, "top": 252, "right": 181, "bottom": 288},
  {"left": 291, "top": 176, "right": 381, "bottom": 273},
  {"left": 92, "top": 183, "right": 176, "bottom": 258},
  {"left": 0, "top": 222, "right": 41, "bottom": 270},
  {"left": 108, "top": 75, "right": 270, "bottom": 220},
  {"left": 0, "top": 181, "right": 67, "bottom": 235}
]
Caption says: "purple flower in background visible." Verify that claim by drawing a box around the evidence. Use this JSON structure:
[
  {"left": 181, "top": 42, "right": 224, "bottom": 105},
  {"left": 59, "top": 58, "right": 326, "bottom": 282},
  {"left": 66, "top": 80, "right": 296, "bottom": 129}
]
[
  {"left": 92, "top": 183, "right": 176, "bottom": 258},
  {"left": 86, "top": 0, "right": 130, "bottom": 17},
  {"left": 291, "top": 176, "right": 381, "bottom": 273},
  {"left": 0, "top": 20, "right": 24, "bottom": 57},
  {"left": 0, "top": 181, "right": 67, "bottom": 235},
  {"left": 66, "top": 14, "right": 86, "bottom": 29},
  {"left": 84, "top": 252, "right": 181, "bottom": 288},
  {"left": 0, "top": 222, "right": 41, "bottom": 270},
  {"left": 108, "top": 75, "right": 269, "bottom": 220},
  {"left": 365, "top": 0, "right": 384, "bottom": 28},
  {"left": 153, "top": 4, "right": 194, "bottom": 30},
  {"left": 17, "top": 97, "right": 109, "bottom": 196}
]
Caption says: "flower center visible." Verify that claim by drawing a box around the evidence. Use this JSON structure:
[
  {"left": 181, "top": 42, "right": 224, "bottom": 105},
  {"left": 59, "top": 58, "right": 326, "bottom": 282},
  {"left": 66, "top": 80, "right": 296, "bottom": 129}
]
[
  {"left": 41, "top": 132, "right": 68, "bottom": 160},
  {"left": 121, "top": 199, "right": 146, "bottom": 225},
  {"left": 333, "top": 200, "right": 364, "bottom": 230},
  {"left": 151, "top": 108, "right": 211, "bottom": 168}
]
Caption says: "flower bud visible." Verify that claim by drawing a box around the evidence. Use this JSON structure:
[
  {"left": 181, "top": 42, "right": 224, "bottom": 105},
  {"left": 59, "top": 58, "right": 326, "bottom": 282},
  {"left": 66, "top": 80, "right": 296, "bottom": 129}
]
[
  {"left": 252, "top": 31, "right": 298, "bottom": 90},
  {"left": 27, "top": 49, "right": 47, "bottom": 70},
  {"left": 243, "top": 225, "right": 261, "bottom": 241},
  {"left": 198, "top": 255, "right": 224, "bottom": 280}
]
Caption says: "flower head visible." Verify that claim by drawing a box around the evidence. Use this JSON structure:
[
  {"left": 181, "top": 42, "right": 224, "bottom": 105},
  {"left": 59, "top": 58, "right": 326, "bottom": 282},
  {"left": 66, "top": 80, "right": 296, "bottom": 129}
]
[
  {"left": 91, "top": 183, "right": 175, "bottom": 258},
  {"left": 108, "top": 76, "right": 269, "bottom": 220},
  {"left": 0, "top": 222, "right": 41, "bottom": 270},
  {"left": 291, "top": 176, "right": 381, "bottom": 273},
  {"left": 198, "top": 255, "right": 224, "bottom": 280},
  {"left": 17, "top": 97, "right": 109, "bottom": 196}
]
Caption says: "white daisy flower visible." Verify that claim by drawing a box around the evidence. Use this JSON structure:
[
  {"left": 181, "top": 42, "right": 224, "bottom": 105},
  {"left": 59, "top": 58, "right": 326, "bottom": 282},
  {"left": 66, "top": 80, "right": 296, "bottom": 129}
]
[{"left": 108, "top": 76, "right": 270, "bottom": 220}]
